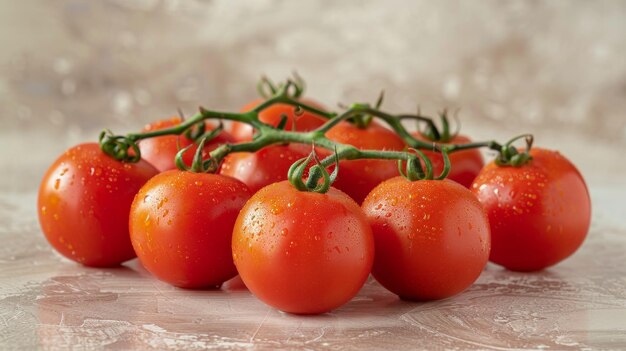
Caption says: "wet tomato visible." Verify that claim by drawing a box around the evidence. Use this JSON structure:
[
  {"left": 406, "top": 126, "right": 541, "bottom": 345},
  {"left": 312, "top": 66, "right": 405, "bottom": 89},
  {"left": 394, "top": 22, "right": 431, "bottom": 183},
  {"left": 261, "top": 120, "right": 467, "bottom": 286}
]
[
  {"left": 139, "top": 117, "right": 234, "bottom": 172},
  {"left": 230, "top": 98, "right": 327, "bottom": 142},
  {"left": 129, "top": 171, "right": 251, "bottom": 288},
  {"left": 413, "top": 133, "right": 484, "bottom": 188},
  {"left": 38, "top": 143, "right": 158, "bottom": 267},
  {"left": 326, "top": 121, "right": 406, "bottom": 204},
  {"left": 471, "top": 148, "right": 591, "bottom": 271},
  {"left": 219, "top": 144, "right": 313, "bottom": 194},
  {"left": 362, "top": 177, "right": 491, "bottom": 300},
  {"left": 232, "top": 181, "right": 374, "bottom": 314}
]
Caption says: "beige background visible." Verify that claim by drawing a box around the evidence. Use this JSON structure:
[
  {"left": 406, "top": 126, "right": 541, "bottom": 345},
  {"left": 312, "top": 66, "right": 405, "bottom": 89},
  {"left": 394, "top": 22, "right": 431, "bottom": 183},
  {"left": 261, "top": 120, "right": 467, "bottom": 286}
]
[{"left": 1, "top": 0, "right": 625, "bottom": 190}]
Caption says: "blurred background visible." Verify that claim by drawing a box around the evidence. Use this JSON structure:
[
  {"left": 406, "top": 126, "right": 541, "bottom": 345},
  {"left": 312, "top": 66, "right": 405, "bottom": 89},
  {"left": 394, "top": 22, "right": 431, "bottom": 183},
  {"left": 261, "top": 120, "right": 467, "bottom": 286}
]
[{"left": 1, "top": 0, "right": 625, "bottom": 191}]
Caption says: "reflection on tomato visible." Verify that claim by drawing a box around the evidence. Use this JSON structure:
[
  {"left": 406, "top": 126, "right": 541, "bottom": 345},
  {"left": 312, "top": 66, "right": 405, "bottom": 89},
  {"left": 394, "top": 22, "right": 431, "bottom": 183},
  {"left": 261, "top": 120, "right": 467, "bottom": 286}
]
[
  {"left": 129, "top": 171, "right": 251, "bottom": 288},
  {"left": 362, "top": 177, "right": 491, "bottom": 300},
  {"left": 38, "top": 143, "right": 158, "bottom": 267},
  {"left": 232, "top": 181, "right": 374, "bottom": 314},
  {"left": 472, "top": 148, "right": 591, "bottom": 271}
]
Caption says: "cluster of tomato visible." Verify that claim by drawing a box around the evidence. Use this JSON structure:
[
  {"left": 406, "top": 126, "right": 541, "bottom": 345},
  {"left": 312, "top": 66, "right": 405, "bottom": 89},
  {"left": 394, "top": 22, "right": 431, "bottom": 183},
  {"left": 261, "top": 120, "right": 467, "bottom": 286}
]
[{"left": 37, "top": 87, "right": 591, "bottom": 315}]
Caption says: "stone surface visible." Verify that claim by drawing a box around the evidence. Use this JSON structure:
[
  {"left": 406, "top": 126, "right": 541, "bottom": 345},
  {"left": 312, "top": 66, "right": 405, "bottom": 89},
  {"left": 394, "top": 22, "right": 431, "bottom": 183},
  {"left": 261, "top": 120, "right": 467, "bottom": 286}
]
[{"left": 0, "top": 188, "right": 625, "bottom": 350}]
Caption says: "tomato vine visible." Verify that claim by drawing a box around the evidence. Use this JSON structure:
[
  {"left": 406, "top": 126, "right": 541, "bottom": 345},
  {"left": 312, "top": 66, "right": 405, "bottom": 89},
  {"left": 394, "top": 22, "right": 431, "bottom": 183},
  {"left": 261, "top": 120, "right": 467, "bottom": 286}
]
[{"left": 99, "top": 77, "right": 533, "bottom": 192}]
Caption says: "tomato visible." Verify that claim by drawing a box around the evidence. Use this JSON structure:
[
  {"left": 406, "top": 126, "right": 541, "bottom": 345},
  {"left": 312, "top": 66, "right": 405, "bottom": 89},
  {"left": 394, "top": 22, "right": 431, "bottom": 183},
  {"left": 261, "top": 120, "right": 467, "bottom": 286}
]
[
  {"left": 230, "top": 98, "right": 327, "bottom": 142},
  {"left": 219, "top": 144, "right": 314, "bottom": 194},
  {"left": 37, "top": 143, "right": 158, "bottom": 267},
  {"left": 139, "top": 117, "right": 235, "bottom": 172},
  {"left": 326, "top": 121, "right": 406, "bottom": 204},
  {"left": 232, "top": 181, "right": 374, "bottom": 314},
  {"left": 413, "top": 133, "right": 484, "bottom": 188},
  {"left": 129, "top": 171, "right": 251, "bottom": 288},
  {"left": 471, "top": 148, "right": 591, "bottom": 271},
  {"left": 362, "top": 177, "right": 490, "bottom": 300}
]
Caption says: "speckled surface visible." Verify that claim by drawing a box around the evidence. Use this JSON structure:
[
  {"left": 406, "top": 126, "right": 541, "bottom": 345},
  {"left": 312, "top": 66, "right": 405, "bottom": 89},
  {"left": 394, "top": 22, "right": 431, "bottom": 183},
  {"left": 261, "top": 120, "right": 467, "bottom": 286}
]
[{"left": 1, "top": 187, "right": 625, "bottom": 350}]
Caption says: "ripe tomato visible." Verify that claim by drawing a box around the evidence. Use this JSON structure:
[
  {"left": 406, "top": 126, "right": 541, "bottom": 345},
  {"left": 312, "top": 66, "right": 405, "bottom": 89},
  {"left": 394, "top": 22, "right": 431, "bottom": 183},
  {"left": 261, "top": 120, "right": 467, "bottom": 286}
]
[
  {"left": 471, "top": 148, "right": 591, "bottom": 271},
  {"left": 232, "top": 181, "right": 374, "bottom": 314},
  {"left": 230, "top": 98, "right": 327, "bottom": 142},
  {"left": 129, "top": 171, "right": 250, "bottom": 288},
  {"left": 412, "top": 133, "right": 484, "bottom": 188},
  {"left": 139, "top": 117, "right": 234, "bottom": 172},
  {"left": 37, "top": 143, "right": 158, "bottom": 267},
  {"left": 219, "top": 144, "right": 313, "bottom": 194},
  {"left": 362, "top": 177, "right": 491, "bottom": 300},
  {"left": 326, "top": 121, "right": 406, "bottom": 204}
]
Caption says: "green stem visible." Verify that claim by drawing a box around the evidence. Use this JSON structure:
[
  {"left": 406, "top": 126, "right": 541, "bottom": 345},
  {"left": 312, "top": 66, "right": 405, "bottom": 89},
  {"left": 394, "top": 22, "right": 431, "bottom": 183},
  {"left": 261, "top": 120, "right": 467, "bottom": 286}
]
[
  {"left": 100, "top": 82, "right": 528, "bottom": 186},
  {"left": 257, "top": 95, "right": 336, "bottom": 120},
  {"left": 442, "top": 140, "right": 503, "bottom": 153},
  {"left": 350, "top": 107, "right": 434, "bottom": 149}
]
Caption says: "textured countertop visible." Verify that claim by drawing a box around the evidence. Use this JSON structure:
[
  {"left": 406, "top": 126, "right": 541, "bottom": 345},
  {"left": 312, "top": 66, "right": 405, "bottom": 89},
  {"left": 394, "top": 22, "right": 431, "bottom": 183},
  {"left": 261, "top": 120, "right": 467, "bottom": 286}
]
[{"left": 1, "top": 185, "right": 625, "bottom": 350}]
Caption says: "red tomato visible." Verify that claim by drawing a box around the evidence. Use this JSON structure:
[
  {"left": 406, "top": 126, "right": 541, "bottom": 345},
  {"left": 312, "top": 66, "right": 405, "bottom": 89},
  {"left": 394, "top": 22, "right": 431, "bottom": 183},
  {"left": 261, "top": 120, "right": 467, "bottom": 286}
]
[
  {"left": 232, "top": 181, "right": 374, "bottom": 314},
  {"left": 129, "top": 171, "right": 251, "bottom": 288},
  {"left": 326, "top": 121, "right": 406, "bottom": 204},
  {"left": 471, "top": 148, "right": 591, "bottom": 271},
  {"left": 230, "top": 98, "right": 327, "bottom": 142},
  {"left": 219, "top": 144, "right": 313, "bottom": 194},
  {"left": 139, "top": 117, "right": 235, "bottom": 172},
  {"left": 362, "top": 177, "right": 491, "bottom": 300},
  {"left": 37, "top": 143, "right": 158, "bottom": 267},
  {"left": 412, "top": 133, "right": 484, "bottom": 188}
]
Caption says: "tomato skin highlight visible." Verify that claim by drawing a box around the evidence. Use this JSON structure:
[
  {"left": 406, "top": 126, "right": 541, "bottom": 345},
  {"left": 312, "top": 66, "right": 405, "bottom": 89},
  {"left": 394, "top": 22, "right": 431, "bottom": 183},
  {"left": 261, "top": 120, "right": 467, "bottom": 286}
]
[
  {"left": 362, "top": 177, "right": 491, "bottom": 300},
  {"left": 326, "top": 121, "right": 406, "bottom": 204},
  {"left": 230, "top": 98, "right": 327, "bottom": 142},
  {"left": 471, "top": 148, "right": 591, "bottom": 272},
  {"left": 139, "top": 117, "right": 235, "bottom": 172},
  {"left": 219, "top": 144, "right": 311, "bottom": 194},
  {"left": 412, "top": 133, "right": 484, "bottom": 188},
  {"left": 37, "top": 143, "right": 158, "bottom": 267},
  {"left": 232, "top": 181, "right": 375, "bottom": 314},
  {"left": 129, "top": 171, "right": 251, "bottom": 288}
]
